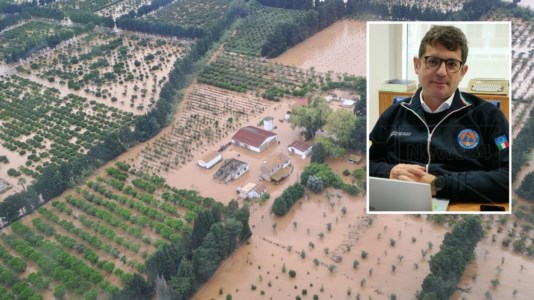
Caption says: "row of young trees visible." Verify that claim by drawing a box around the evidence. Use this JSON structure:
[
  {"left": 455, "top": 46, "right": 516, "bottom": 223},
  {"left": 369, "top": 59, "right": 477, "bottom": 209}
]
[
  {"left": 418, "top": 216, "right": 483, "bottom": 299},
  {"left": 2, "top": 161, "right": 241, "bottom": 297},
  {"left": 113, "top": 200, "right": 252, "bottom": 299}
]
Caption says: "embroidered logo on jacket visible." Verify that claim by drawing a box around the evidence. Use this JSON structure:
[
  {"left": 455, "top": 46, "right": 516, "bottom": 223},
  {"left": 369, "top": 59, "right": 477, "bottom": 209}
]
[
  {"left": 494, "top": 135, "right": 509, "bottom": 150},
  {"left": 390, "top": 131, "right": 412, "bottom": 137},
  {"left": 457, "top": 129, "right": 479, "bottom": 149}
]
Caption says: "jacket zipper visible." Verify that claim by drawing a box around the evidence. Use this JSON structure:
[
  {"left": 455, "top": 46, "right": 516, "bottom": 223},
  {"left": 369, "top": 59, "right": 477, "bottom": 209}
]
[{"left": 401, "top": 102, "right": 470, "bottom": 172}]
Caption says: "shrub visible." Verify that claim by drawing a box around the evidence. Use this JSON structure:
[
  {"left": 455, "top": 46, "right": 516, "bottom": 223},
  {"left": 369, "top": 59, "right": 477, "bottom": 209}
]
[
  {"left": 7, "top": 168, "right": 21, "bottom": 177},
  {"left": 288, "top": 270, "right": 296, "bottom": 278},
  {"left": 306, "top": 175, "right": 324, "bottom": 193}
]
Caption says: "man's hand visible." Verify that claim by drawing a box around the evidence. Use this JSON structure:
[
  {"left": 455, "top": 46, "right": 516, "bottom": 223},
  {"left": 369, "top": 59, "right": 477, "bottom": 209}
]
[
  {"left": 390, "top": 164, "right": 437, "bottom": 195},
  {"left": 389, "top": 164, "right": 426, "bottom": 181}
]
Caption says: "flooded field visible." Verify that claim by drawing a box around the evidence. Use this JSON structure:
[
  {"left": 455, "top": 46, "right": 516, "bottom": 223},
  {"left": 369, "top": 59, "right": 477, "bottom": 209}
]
[
  {"left": 271, "top": 20, "right": 366, "bottom": 76},
  {"left": 1, "top": 13, "right": 533, "bottom": 299},
  {"left": 190, "top": 19, "right": 534, "bottom": 300}
]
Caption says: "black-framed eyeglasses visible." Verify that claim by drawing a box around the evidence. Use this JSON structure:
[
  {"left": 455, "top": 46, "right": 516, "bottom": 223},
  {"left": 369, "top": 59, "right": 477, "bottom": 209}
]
[{"left": 420, "top": 56, "right": 463, "bottom": 73}]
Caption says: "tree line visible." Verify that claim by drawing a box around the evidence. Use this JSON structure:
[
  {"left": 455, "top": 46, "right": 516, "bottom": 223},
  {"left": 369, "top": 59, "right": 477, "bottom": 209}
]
[
  {"left": 271, "top": 183, "right": 305, "bottom": 216},
  {"left": 417, "top": 216, "right": 483, "bottom": 299},
  {"left": 112, "top": 200, "right": 252, "bottom": 299},
  {"left": 0, "top": 2, "right": 64, "bottom": 32},
  {"left": 258, "top": 0, "right": 314, "bottom": 10},
  {"left": 67, "top": 11, "right": 114, "bottom": 28},
  {"left": 136, "top": 0, "right": 174, "bottom": 17}
]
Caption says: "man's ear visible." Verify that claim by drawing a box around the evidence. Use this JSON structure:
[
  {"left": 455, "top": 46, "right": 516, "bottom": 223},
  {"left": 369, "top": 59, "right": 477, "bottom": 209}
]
[
  {"left": 461, "top": 64, "right": 469, "bottom": 76},
  {"left": 413, "top": 56, "right": 420, "bottom": 74},
  {"left": 458, "top": 64, "right": 468, "bottom": 82}
]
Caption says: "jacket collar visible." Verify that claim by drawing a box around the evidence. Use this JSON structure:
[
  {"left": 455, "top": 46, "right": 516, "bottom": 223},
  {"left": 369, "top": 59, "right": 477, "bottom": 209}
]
[{"left": 402, "top": 88, "right": 471, "bottom": 115}]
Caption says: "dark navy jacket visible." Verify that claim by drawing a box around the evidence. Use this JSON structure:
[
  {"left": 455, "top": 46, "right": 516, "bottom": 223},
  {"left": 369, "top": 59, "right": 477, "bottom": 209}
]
[{"left": 369, "top": 88, "right": 509, "bottom": 203}]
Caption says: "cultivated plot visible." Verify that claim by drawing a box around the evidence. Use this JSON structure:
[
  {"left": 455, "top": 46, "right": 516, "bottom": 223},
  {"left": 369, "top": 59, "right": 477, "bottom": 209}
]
[
  {"left": 0, "top": 75, "right": 135, "bottom": 179},
  {"left": 17, "top": 30, "right": 190, "bottom": 115}
]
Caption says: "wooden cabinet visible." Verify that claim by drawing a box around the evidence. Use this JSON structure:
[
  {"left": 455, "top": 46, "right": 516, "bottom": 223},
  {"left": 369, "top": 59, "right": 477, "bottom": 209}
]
[
  {"left": 378, "top": 89, "right": 416, "bottom": 116},
  {"left": 378, "top": 89, "right": 509, "bottom": 121}
]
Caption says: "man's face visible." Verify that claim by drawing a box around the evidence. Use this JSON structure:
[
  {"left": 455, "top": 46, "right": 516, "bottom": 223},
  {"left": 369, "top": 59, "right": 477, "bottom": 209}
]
[{"left": 413, "top": 42, "right": 468, "bottom": 103}]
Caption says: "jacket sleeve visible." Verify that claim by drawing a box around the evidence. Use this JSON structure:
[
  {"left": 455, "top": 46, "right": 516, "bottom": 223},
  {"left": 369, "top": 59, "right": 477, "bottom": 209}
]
[
  {"left": 369, "top": 110, "right": 395, "bottom": 178},
  {"left": 438, "top": 108, "right": 509, "bottom": 203}
]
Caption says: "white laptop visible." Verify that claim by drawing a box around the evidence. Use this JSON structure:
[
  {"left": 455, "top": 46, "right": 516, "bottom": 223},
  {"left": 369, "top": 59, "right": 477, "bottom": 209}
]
[{"left": 368, "top": 177, "right": 449, "bottom": 212}]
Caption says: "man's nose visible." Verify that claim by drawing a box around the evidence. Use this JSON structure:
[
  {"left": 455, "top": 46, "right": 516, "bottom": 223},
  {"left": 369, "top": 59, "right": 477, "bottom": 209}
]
[{"left": 436, "top": 61, "right": 448, "bottom": 75}]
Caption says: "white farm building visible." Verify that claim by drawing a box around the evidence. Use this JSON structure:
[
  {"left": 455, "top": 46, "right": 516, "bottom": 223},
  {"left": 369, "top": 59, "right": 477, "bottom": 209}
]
[{"left": 231, "top": 126, "right": 278, "bottom": 153}]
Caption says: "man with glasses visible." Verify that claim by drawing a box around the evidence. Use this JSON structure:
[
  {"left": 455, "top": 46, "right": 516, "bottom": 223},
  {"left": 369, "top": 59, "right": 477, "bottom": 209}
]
[{"left": 369, "top": 25, "right": 509, "bottom": 203}]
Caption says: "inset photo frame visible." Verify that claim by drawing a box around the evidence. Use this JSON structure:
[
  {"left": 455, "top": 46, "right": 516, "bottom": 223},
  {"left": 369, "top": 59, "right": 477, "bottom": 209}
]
[{"left": 366, "top": 21, "right": 512, "bottom": 214}]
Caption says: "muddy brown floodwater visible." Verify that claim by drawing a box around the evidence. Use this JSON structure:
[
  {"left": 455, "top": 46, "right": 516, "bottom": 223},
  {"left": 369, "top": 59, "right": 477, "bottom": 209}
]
[
  {"left": 2, "top": 16, "right": 532, "bottom": 299},
  {"left": 190, "top": 19, "right": 534, "bottom": 300},
  {"left": 271, "top": 20, "right": 366, "bottom": 76}
]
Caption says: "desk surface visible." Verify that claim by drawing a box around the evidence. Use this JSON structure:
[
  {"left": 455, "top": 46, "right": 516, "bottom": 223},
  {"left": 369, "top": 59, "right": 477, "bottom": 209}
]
[{"left": 447, "top": 202, "right": 510, "bottom": 212}]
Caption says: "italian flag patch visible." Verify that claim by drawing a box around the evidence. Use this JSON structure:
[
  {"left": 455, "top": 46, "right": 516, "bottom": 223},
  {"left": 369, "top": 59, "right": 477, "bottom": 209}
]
[{"left": 494, "top": 135, "right": 509, "bottom": 150}]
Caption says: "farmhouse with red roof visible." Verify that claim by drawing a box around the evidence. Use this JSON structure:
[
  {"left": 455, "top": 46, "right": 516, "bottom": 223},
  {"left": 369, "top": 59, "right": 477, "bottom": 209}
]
[
  {"left": 288, "top": 140, "right": 314, "bottom": 159},
  {"left": 231, "top": 126, "right": 278, "bottom": 153}
]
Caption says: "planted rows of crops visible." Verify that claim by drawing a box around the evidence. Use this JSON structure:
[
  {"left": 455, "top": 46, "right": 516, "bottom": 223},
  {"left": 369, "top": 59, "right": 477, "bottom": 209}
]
[
  {"left": 0, "top": 20, "right": 87, "bottom": 63},
  {"left": 199, "top": 51, "right": 333, "bottom": 99},
  {"left": 142, "top": 0, "right": 230, "bottom": 31},
  {"left": 96, "top": 0, "right": 152, "bottom": 19},
  {"left": 22, "top": 31, "right": 189, "bottom": 114},
  {"left": 0, "top": 75, "right": 135, "bottom": 178},
  {"left": 51, "top": 0, "right": 118, "bottom": 13},
  {"left": 223, "top": 3, "right": 308, "bottom": 56},
  {"left": 511, "top": 20, "right": 534, "bottom": 101},
  {"left": 368, "top": 0, "right": 465, "bottom": 13},
  {"left": 0, "top": 221, "right": 119, "bottom": 299},
  {"left": 138, "top": 84, "right": 270, "bottom": 173},
  {"left": 0, "top": 161, "right": 216, "bottom": 298}
]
